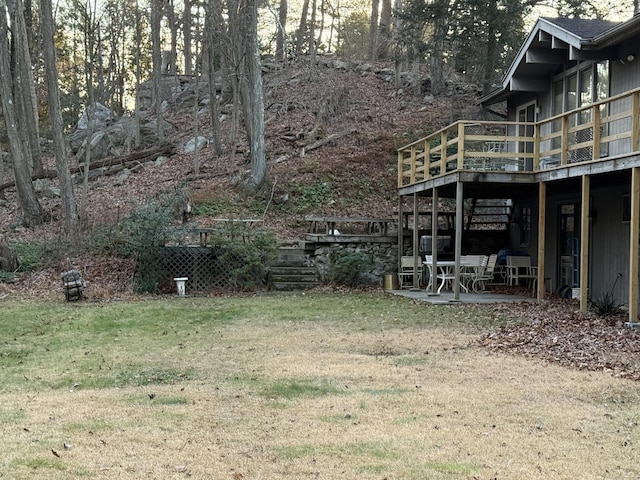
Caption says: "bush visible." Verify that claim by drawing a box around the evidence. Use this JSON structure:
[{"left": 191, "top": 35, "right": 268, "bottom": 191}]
[
  {"left": 591, "top": 291, "right": 624, "bottom": 317},
  {"left": 12, "top": 241, "right": 55, "bottom": 272},
  {"left": 330, "top": 251, "right": 373, "bottom": 287},
  {"left": 208, "top": 223, "right": 279, "bottom": 291},
  {"left": 105, "top": 192, "right": 189, "bottom": 293}
]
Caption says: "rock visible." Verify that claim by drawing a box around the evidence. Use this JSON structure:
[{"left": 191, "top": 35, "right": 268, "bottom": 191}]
[
  {"left": 184, "top": 136, "right": 208, "bottom": 154},
  {"left": 115, "top": 169, "right": 131, "bottom": 185}
]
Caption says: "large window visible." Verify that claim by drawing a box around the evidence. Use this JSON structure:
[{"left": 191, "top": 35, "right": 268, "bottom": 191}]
[{"left": 553, "top": 61, "right": 609, "bottom": 113}]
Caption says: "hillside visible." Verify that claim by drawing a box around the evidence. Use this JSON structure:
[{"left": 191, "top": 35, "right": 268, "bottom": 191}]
[{"left": 1, "top": 55, "right": 480, "bottom": 292}]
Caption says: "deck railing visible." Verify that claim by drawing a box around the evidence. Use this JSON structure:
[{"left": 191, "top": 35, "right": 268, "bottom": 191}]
[{"left": 398, "top": 87, "right": 640, "bottom": 187}]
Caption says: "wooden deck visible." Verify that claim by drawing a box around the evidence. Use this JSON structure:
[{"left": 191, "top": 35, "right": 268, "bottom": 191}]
[{"left": 398, "top": 87, "right": 640, "bottom": 187}]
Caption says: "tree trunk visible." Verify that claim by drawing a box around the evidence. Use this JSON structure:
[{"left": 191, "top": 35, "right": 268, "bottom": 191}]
[
  {"left": 430, "top": 0, "right": 449, "bottom": 96},
  {"left": 369, "top": 0, "right": 379, "bottom": 62},
  {"left": 205, "top": 1, "right": 223, "bottom": 155},
  {"left": 275, "top": 0, "right": 288, "bottom": 61},
  {"left": 309, "top": 0, "right": 317, "bottom": 65},
  {"left": 40, "top": 0, "right": 78, "bottom": 233},
  {"left": 8, "top": 0, "right": 43, "bottom": 176},
  {"left": 0, "top": 1, "right": 43, "bottom": 227},
  {"left": 183, "top": 0, "right": 192, "bottom": 75},
  {"left": 378, "top": 0, "right": 391, "bottom": 58},
  {"left": 232, "top": 0, "right": 266, "bottom": 192},
  {"left": 151, "top": 0, "right": 164, "bottom": 134},
  {"left": 295, "top": 0, "right": 310, "bottom": 55}
]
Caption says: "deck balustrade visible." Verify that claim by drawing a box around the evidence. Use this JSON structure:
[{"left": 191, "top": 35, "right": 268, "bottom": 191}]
[{"left": 398, "top": 88, "right": 640, "bottom": 187}]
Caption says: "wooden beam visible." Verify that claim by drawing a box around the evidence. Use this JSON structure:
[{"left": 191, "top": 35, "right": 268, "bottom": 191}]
[
  {"left": 525, "top": 49, "right": 567, "bottom": 64},
  {"left": 430, "top": 188, "right": 439, "bottom": 295},
  {"left": 629, "top": 168, "right": 640, "bottom": 322},
  {"left": 551, "top": 37, "right": 568, "bottom": 49},
  {"left": 538, "top": 30, "right": 552, "bottom": 43},
  {"left": 569, "top": 45, "right": 617, "bottom": 61},
  {"left": 536, "top": 182, "right": 546, "bottom": 301},
  {"left": 580, "top": 176, "right": 590, "bottom": 313},
  {"left": 453, "top": 181, "right": 463, "bottom": 301},
  {"left": 510, "top": 76, "right": 548, "bottom": 92},
  {"left": 412, "top": 193, "right": 420, "bottom": 290},
  {"left": 397, "top": 196, "right": 403, "bottom": 278}
]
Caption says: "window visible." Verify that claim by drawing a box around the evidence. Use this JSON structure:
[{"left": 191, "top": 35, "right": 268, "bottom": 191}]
[{"left": 519, "top": 205, "right": 532, "bottom": 247}]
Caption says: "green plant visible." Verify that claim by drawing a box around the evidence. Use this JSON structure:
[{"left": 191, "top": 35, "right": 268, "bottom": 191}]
[
  {"left": 294, "top": 181, "right": 333, "bottom": 213},
  {"left": 591, "top": 291, "right": 623, "bottom": 317},
  {"left": 116, "top": 191, "right": 189, "bottom": 293},
  {"left": 208, "top": 224, "right": 279, "bottom": 290},
  {"left": 0, "top": 270, "right": 16, "bottom": 283},
  {"left": 330, "top": 251, "right": 373, "bottom": 287},
  {"left": 11, "top": 241, "right": 53, "bottom": 271}
]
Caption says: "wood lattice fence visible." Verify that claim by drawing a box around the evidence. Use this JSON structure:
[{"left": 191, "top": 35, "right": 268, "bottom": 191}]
[{"left": 136, "top": 246, "right": 247, "bottom": 292}]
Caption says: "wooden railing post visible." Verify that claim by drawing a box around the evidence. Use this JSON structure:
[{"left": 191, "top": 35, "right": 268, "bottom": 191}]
[
  {"left": 633, "top": 91, "right": 640, "bottom": 152},
  {"left": 440, "top": 131, "right": 447, "bottom": 175},
  {"left": 561, "top": 115, "right": 569, "bottom": 165},
  {"left": 397, "top": 150, "right": 403, "bottom": 187},
  {"left": 592, "top": 105, "right": 601, "bottom": 160},
  {"left": 533, "top": 122, "right": 540, "bottom": 171},
  {"left": 457, "top": 122, "right": 465, "bottom": 170},
  {"left": 410, "top": 145, "right": 417, "bottom": 184}
]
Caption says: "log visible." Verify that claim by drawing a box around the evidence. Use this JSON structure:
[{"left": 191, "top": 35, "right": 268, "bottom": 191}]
[
  {"left": 0, "top": 145, "right": 175, "bottom": 191},
  {"left": 300, "top": 128, "right": 356, "bottom": 154}
]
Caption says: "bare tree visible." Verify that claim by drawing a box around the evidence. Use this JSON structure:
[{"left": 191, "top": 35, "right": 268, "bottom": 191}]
[
  {"left": 183, "top": 0, "right": 192, "bottom": 75},
  {"left": 7, "top": 0, "right": 43, "bottom": 176},
  {"left": 229, "top": 0, "right": 267, "bottom": 192},
  {"left": 40, "top": 0, "right": 78, "bottom": 233},
  {"left": 369, "top": 0, "right": 379, "bottom": 62},
  {"left": 204, "top": 0, "right": 223, "bottom": 155},
  {"left": 295, "top": 0, "right": 310, "bottom": 54},
  {"left": 275, "top": 0, "right": 288, "bottom": 61},
  {"left": 0, "top": 0, "right": 43, "bottom": 226}
]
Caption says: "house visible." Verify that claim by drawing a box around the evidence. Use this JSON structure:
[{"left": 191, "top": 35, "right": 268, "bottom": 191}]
[{"left": 397, "top": 14, "right": 640, "bottom": 320}]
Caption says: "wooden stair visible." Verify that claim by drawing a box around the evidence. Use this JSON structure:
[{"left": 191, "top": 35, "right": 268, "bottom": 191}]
[
  {"left": 466, "top": 198, "right": 513, "bottom": 230},
  {"left": 269, "top": 243, "right": 320, "bottom": 291}
]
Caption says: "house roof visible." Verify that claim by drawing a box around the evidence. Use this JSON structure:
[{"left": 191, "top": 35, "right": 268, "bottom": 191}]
[{"left": 481, "top": 14, "right": 640, "bottom": 105}]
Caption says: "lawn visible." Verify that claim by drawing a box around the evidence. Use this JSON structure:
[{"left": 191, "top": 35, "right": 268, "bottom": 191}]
[{"left": 1, "top": 292, "right": 639, "bottom": 479}]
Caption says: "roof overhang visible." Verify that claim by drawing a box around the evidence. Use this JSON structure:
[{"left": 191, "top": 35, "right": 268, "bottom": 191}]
[{"left": 481, "top": 14, "right": 640, "bottom": 106}]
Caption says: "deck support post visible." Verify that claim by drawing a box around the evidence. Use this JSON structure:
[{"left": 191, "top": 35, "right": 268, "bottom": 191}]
[
  {"left": 453, "top": 181, "right": 464, "bottom": 301},
  {"left": 536, "top": 182, "right": 546, "bottom": 301},
  {"left": 397, "top": 195, "right": 404, "bottom": 279},
  {"left": 430, "top": 188, "right": 439, "bottom": 295},
  {"left": 629, "top": 168, "right": 640, "bottom": 322},
  {"left": 580, "top": 175, "right": 590, "bottom": 313},
  {"left": 412, "top": 193, "right": 420, "bottom": 290}
]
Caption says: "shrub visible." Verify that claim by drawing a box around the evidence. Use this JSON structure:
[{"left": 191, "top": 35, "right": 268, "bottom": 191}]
[
  {"left": 207, "top": 223, "right": 279, "bottom": 291},
  {"left": 591, "top": 291, "right": 624, "bottom": 317},
  {"left": 109, "top": 192, "right": 189, "bottom": 293},
  {"left": 330, "top": 251, "right": 373, "bottom": 287},
  {"left": 12, "top": 241, "right": 55, "bottom": 272}
]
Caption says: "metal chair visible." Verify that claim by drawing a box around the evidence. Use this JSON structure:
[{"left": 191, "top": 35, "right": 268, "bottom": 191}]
[
  {"left": 506, "top": 255, "right": 538, "bottom": 289},
  {"left": 398, "top": 256, "right": 422, "bottom": 289}
]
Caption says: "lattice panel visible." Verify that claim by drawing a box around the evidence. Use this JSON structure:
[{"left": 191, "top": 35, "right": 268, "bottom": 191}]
[{"left": 137, "top": 246, "right": 241, "bottom": 292}]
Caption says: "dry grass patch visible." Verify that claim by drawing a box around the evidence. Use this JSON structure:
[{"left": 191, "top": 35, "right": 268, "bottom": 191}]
[{"left": 1, "top": 293, "right": 639, "bottom": 479}]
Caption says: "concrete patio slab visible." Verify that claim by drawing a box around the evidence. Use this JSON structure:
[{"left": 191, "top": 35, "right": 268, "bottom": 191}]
[{"left": 386, "top": 288, "right": 536, "bottom": 305}]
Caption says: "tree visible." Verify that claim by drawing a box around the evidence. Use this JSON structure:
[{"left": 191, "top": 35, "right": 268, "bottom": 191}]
[
  {"left": 275, "top": 0, "right": 288, "bottom": 60},
  {"left": 228, "top": 0, "right": 267, "bottom": 192},
  {"left": 0, "top": 0, "right": 43, "bottom": 226},
  {"left": 7, "top": 0, "right": 43, "bottom": 176},
  {"left": 369, "top": 0, "right": 380, "bottom": 61},
  {"left": 40, "top": 0, "right": 78, "bottom": 233}
]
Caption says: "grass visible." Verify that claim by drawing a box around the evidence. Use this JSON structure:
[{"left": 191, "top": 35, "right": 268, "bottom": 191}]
[{"left": 1, "top": 292, "right": 639, "bottom": 479}]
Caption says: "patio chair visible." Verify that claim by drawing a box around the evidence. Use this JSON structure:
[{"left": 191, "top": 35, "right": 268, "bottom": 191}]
[
  {"left": 472, "top": 254, "right": 498, "bottom": 292},
  {"left": 506, "top": 255, "right": 538, "bottom": 289},
  {"left": 398, "top": 256, "right": 422, "bottom": 289}
]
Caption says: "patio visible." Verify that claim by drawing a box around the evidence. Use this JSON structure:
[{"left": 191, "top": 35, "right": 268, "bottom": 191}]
[{"left": 387, "top": 287, "right": 536, "bottom": 305}]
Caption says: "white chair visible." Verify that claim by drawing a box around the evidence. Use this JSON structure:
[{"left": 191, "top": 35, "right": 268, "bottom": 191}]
[
  {"left": 506, "top": 255, "right": 538, "bottom": 289},
  {"left": 398, "top": 256, "right": 422, "bottom": 289},
  {"left": 472, "top": 254, "right": 497, "bottom": 292}
]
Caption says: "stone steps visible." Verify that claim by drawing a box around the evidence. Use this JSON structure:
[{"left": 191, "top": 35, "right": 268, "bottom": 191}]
[{"left": 269, "top": 244, "right": 320, "bottom": 291}]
